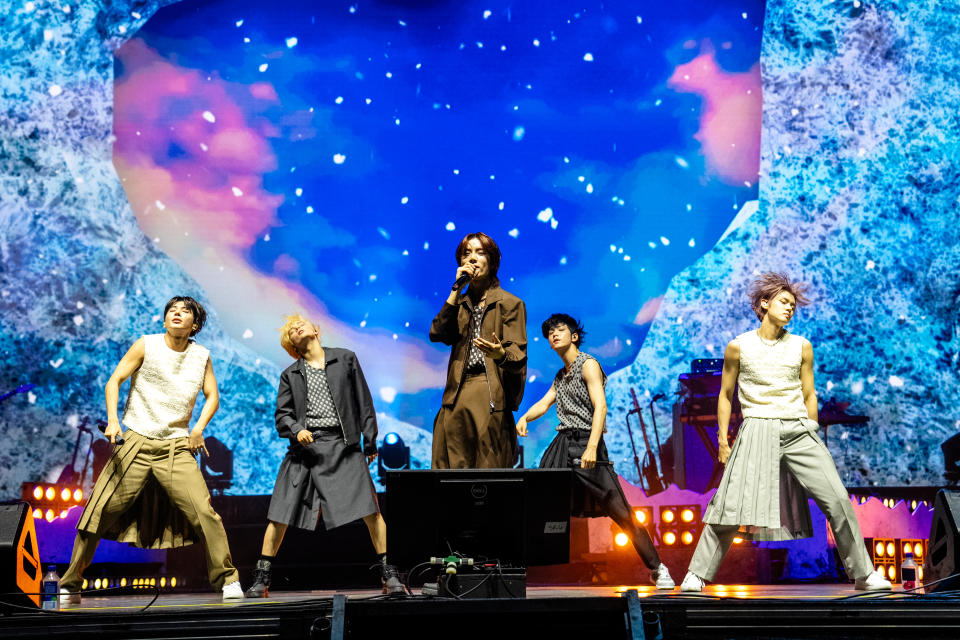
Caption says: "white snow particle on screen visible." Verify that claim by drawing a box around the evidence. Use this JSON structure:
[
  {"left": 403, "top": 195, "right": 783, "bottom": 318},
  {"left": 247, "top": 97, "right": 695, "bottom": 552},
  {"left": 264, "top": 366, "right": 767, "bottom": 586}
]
[
  {"left": 866, "top": 259, "right": 875, "bottom": 270},
  {"left": 888, "top": 375, "right": 904, "bottom": 388},
  {"left": 244, "top": 37, "right": 250, "bottom": 43},
  {"left": 586, "top": 183, "right": 594, "bottom": 194},
  {"left": 826, "top": 380, "right": 835, "bottom": 391},
  {"left": 416, "top": 62, "right": 422, "bottom": 69},
  {"left": 498, "top": 201, "right": 505, "bottom": 211},
  {"left": 242, "top": 329, "right": 253, "bottom": 339},
  {"left": 647, "top": 241, "right": 656, "bottom": 249},
  {"left": 617, "top": 247, "right": 623, "bottom": 254},
  {"left": 791, "top": 108, "right": 799, "bottom": 116},
  {"left": 44, "top": 29, "right": 53, "bottom": 41},
  {"left": 402, "top": 249, "right": 409, "bottom": 256},
  {"left": 609, "top": 245, "right": 616, "bottom": 252},
  {"left": 851, "top": 380, "right": 864, "bottom": 394},
  {"left": 360, "top": 320, "right": 367, "bottom": 327},
  {"left": 453, "top": 169, "right": 460, "bottom": 175},
  {"left": 295, "top": 188, "right": 303, "bottom": 196},
  {"left": 231, "top": 186, "right": 243, "bottom": 197},
  {"left": 563, "top": 156, "right": 570, "bottom": 163},
  {"left": 549, "top": 218, "right": 558, "bottom": 230},
  {"left": 742, "top": 12, "right": 748, "bottom": 19},
  {"left": 48, "top": 84, "right": 63, "bottom": 97},
  {"left": 395, "top": 118, "right": 401, "bottom": 125},
  {"left": 660, "top": 236, "right": 670, "bottom": 246},
  {"left": 489, "top": 174, "right": 495, "bottom": 180},
  {"left": 583, "top": 52, "right": 594, "bottom": 62},
  {"left": 348, "top": 5, "right": 357, "bottom": 14},
  {"left": 483, "top": 9, "right": 492, "bottom": 19},
  {"left": 513, "top": 126, "right": 525, "bottom": 141},
  {"left": 405, "top": 322, "right": 410, "bottom": 327},
  {"left": 423, "top": 242, "right": 430, "bottom": 250},
  {"left": 401, "top": 196, "right": 409, "bottom": 204},
  {"left": 508, "top": 228, "right": 519, "bottom": 238},
  {"left": 537, "top": 208, "right": 553, "bottom": 222},
  {"left": 675, "top": 156, "right": 689, "bottom": 168},
  {"left": 380, "top": 387, "right": 397, "bottom": 402},
  {"left": 688, "top": 238, "right": 696, "bottom": 247},
  {"left": 398, "top": 19, "right": 407, "bottom": 26},
  {"left": 636, "top": 16, "right": 642, "bottom": 24},
  {"left": 25, "top": 2, "right": 35, "bottom": 11},
  {"left": 73, "top": 314, "right": 83, "bottom": 326},
  {"left": 202, "top": 110, "right": 216, "bottom": 123},
  {"left": 259, "top": 63, "right": 268, "bottom": 72},
  {"left": 306, "top": 206, "right": 314, "bottom": 213},
  {"left": 155, "top": 200, "right": 166, "bottom": 210},
  {"left": 378, "top": 227, "right": 390, "bottom": 239},
  {"left": 335, "top": 96, "right": 343, "bottom": 104},
  {"left": 476, "top": 41, "right": 484, "bottom": 49},
  {"left": 577, "top": 175, "right": 585, "bottom": 182},
  {"left": 559, "top": 256, "right": 567, "bottom": 265},
  {"left": 369, "top": 274, "right": 377, "bottom": 282},
  {"left": 132, "top": 11, "right": 141, "bottom": 19},
  {"left": 76, "top": 301, "right": 84, "bottom": 309},
  {"left": 235, "top": 19, "right": 243, "bottom": 27},
  {"left": 263, "top": 234, "right": 270, "bottom": 242},
  {"left": 333, "top": 154, "right": 346, "bottom": 164},
  {"left": 623, "top": 255, "right": 631, "bottom": 262},
  {"left": 501, "top": 45, "right": 507, "bottom": 51},
  {"left": 118, "top": 25, "right": 127, "bottom": 34},
  {"left": 854, "top": 0, "right": 862, "bottom": 6},
  {"left": 386, "top": 71, "right": 393, "bottom": 78},
  {"left": 286, "top": 37, "right": 298, "bottom": 48},
  {"left": 445, "top": 222, "right": 456, "bottom": 231},
  {"left": 199, "top": 143, "right": 208, "bottom": 151}
]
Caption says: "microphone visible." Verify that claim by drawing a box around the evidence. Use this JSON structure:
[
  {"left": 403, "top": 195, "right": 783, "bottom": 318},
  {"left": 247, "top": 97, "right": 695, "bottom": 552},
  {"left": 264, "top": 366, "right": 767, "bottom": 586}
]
[
  {"left": 453, "top": 273, "right": 472, "bottom": 289},
  {"left": 97, "top": 420, "right": 125, "bottom": 447}
]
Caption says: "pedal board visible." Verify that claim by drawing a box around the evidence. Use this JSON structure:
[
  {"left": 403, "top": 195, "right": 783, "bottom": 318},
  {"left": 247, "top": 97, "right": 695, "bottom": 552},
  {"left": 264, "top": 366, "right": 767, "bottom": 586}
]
[{"left": 438, "top": 566, "right": 526, "bottom": 599}]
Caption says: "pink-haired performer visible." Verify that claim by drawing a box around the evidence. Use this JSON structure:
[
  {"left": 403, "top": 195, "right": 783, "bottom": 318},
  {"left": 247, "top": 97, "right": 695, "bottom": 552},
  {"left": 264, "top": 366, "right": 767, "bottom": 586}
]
[{"left": 681, "top": 273, "right": 891, "bottom": 592}]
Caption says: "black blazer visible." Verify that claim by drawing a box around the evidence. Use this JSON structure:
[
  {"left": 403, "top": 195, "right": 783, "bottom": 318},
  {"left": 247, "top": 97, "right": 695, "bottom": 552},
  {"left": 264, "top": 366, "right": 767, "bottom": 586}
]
[{"left": 274, "top": 347, "right": 379, "bottom": 455}]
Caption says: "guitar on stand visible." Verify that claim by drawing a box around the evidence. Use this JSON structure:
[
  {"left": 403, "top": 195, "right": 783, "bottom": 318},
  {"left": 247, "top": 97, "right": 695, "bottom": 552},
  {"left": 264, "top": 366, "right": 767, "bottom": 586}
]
[{"left": 625, "top": 387, "right": 666, "bottom": 495}]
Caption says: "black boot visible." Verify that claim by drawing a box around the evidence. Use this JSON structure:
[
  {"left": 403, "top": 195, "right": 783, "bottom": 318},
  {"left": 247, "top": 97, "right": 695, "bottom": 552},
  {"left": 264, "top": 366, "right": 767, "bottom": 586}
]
[
  {"left": 381, "top": 563, "right": 405, "bottom": 596},
  {"left": 245, "top": 558, "right": 272, "bottom": 598}
]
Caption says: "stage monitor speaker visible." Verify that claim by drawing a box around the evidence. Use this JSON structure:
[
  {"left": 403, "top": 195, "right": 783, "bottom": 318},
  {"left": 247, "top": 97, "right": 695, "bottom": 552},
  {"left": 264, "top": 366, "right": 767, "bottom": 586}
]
[
  {"left": 925, "top": 489, "right": 960, "bottom": 593},
  {"left": 0, "top": 503, "right": 42, "bottom": 609}
]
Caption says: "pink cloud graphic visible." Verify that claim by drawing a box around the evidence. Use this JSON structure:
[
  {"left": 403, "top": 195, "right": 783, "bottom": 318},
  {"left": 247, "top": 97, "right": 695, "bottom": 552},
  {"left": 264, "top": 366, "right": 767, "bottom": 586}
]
[{"left": 668, "top": 42, "right": 762, "bottom": 185}]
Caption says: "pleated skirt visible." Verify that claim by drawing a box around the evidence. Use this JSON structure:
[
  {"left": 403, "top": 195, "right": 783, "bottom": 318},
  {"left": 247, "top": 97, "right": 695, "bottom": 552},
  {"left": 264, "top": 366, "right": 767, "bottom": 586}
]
[
  {"left": 539, "top": 429, "right": 625, "bottom": 519},
  {"left": 702, "top": 417, "right": 816, "bottom": 541}
]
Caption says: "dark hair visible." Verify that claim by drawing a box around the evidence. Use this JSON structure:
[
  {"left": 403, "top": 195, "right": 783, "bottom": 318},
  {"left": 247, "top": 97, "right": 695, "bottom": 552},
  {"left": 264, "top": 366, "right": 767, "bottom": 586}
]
[
  {"left": 455, "top": 232, "right": 501, "bottom": 284},
  {"left": 748, "top": 273, "right": 810, "bottom": 321},
  {"left": 163, "top": 296, "right": 207, "bottom": 336},
  {"left": 541, "top": 313, "right": 586, "bottom": 347}
]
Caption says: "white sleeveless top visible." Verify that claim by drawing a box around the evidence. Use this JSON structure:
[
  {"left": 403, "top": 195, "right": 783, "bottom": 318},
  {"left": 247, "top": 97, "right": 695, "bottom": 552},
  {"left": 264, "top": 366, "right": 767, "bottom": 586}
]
[
  {"left": 735, "top": 330, "right": 808, "bottom": 419},
  {"left": 122, "top": 334, "right": 210, "bottom": 439}
]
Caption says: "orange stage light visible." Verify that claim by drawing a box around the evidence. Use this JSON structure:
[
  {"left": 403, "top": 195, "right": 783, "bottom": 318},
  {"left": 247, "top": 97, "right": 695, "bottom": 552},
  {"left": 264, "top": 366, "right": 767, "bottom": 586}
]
[
  {"left": 661, "top": 509, "right": 675, "bottom": 524},
  {"left": 33, "top": 486, "right": 43, "bottom": 500},
  {"left": 680, "top": 509, "right": 695, "bottom": 523},
  {"left": 45, "top": 487, "right": 55, "bottom": 501},
  {"left": 615, "top": 532, "right": 629, "bottom": 547},
  {"left": 663, "top": 531, "right": 677, "bottom": 545}
]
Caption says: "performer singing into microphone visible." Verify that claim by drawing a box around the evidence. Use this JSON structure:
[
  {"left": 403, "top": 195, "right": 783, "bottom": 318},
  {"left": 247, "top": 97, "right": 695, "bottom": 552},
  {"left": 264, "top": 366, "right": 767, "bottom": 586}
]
[
  {"left": 680, "top": 273, "right": 891, "bottom": 592},
  {"left": 245, "top": 314, "right": 404, "bottom": 597},
  {"left": 60, "top": 297, "right": 243, "bottom": 604},
  {"left": 429, "top": 232, "right": 527, "bottom": 468},
  {"left": 517, "top": 314, "right": 675, "bottom": 589}
]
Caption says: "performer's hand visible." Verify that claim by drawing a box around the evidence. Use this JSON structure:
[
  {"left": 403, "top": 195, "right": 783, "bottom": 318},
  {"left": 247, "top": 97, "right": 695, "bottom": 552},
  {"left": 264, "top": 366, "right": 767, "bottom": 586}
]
[
  {"left": 189, "top": 429, "right": 210, "bottom": 457},
  {"left": 104, "top": 419, "right": 123, "bottom": 445},
  {"left": 581, "top": 445, "right": 598, "bottom": 469},
  {"left": 473, "top": 333, "right": 505, "bottom": 361},
  {"left": 718, "top": 440, "right": 732, "bottom": 465},
  {"left": 454, "top": 264, "right": 477, "bottom": 290},
  {"left": 366, "top": 452, "right": 378, "bottom": 464},
  {"left": 516, "top": 417, "right": 528, "bottom": 437},
  {"left": 296, "top": 429, "right": 314, "bottom": 445}
]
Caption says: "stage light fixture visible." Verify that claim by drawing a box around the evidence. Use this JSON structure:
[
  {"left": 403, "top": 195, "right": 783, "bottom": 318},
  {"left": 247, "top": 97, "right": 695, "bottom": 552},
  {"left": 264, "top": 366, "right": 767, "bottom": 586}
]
[
  {"left": 378, "top": 432, "right": 410, "bottom": 480},
  {"left": 60, "top": 487, "right": 70, "bottom": 501},
  {"left": 886, "top": 542, "right": 895, "bottom": 557},
  {"left": 681, "top": 508, "right": 695, "bottom": 523},
  {"left": 33, "top": 486, "right": 43, "bottom": 500},
  {"left": 94, "top": 578, "right": 102, "bottom": 589},
  {"left": 120, "top": 578, "right": 127, "bottom": 587},
  {"left": 635, "top": 510, "right": 646, "bottom": 524},
  {"left": 733, "top": 537, "right": 744, "bottom": 545},
  {"left": 82, "top": 579, "right": 88, "bottom": 590},
  {"left": 59, "top": 510, "right": 67, "bottom": 519},
  {"left": 160, "top": 577, "right": 166, "bottom": 587},
  {"left": 32, "top": 508, "right": 42, "bottom": 519},
  {"left": 663, "top": 531, "right": 677, "bottom": 545},
  {"left": 681, "top": 530, "right": 695, "bottom": 545},
  {"left": 875, "top": 542, "right": 885, "bottom": 557},
  {"left": 633, "top": 506, "right": 654, "bottom": 527},
  {"left": 44, "top": 509, "right": 55, "bottom": 522},
  {"left": 661, "top": 508, "right": 676, "bottom": 524},
  {"left": 171, "top": 577, "right": 178, "bottom": 588},
  {"left": 74, "top": 488, "right": 83, "bottom": 502},
  {"left": 45, "top": 487, "right": 55, "bottom": 500},
  {"left": 887, "top": 565, "right": 896, "bottom": 580},
  {"left": 614, "top": 532, "right": 629, "bottom": 547}
]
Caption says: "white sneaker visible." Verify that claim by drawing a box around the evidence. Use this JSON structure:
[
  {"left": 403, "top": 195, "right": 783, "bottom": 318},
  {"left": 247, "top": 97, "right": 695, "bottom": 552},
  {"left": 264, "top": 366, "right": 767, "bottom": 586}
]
[
  {"left": 680, "top": 571, "right": 705, "bottom": 592},
  {"left": 651, "top": 563, "right": 675, "bottom": 590},
  {"left": 854, "top": 571, "right": 892, "bottom": 591},
  {"left": 222, "top": 580, "right": 245, "bottom": 601},
  {"left": 60, "top": 588, "right": 81, "bottom": 605}
]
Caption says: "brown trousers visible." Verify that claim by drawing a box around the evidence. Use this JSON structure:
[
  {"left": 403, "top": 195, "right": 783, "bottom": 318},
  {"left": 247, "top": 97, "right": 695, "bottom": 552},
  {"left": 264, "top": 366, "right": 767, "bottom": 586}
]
[
  {"left": 61, "top": 430, "right": 238, "bottom": 591},
  {"left": 432, "top": 374, "right": 517, "bottom": 468}
]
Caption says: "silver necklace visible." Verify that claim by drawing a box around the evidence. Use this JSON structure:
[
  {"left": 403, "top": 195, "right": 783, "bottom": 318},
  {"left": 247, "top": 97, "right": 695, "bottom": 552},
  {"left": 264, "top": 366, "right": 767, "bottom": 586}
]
[{"left": 756, "top": 328, "right": 785, "bottom": 347}]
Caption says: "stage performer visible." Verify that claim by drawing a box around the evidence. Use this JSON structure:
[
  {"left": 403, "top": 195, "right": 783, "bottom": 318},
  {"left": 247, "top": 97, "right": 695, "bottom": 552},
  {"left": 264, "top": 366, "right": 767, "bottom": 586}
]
[
  {"left": 680, "top": 273, "right": 891, "bottom": 592},
  {"left": 429, "top": 232, "right": 527, "bottom": 468},
  {"left": 60, "top": 297, "right": 243, "bottom": 603},
  {"left": 516, "top": 314, "right": 675, "bottom": 589},
  {"left": 244, "top": 315, "right": 404, "bottom": 597}
]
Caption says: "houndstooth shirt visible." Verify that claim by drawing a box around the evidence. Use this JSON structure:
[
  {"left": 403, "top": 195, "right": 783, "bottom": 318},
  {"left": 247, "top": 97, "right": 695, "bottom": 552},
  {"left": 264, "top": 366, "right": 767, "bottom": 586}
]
[
  {"left": 303, "top": 362, "right": 341, "bottom": 430},
  {"left": 465, "top": 303, "right": 487, "bottom": 373},
  {"left": 554, "top": 351, "right": 606, "bottom": 432}
]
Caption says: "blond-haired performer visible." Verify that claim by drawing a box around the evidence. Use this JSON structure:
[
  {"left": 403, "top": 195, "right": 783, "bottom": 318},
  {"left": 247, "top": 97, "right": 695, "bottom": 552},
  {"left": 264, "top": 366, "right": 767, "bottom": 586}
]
[
  {"left": 429, "top": 232, "right": 527, "bottom": 468},
  {"left": 680, "top": 274, "right": 891, "bottom": 592},
  {"left": 245, "top": 315, "right": 404, "bottom": 597},
  {"left": 60, "top": 296, "right": 242, "bottom": 603}
]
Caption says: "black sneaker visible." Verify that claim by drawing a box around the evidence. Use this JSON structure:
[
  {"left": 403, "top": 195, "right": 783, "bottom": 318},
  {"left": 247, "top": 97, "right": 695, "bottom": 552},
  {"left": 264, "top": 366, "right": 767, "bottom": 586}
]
[
  {"left": 245, "top": 559, "right": 272, "bottom": 598},
  {"left": 380, "top": 563, "right": 406, "bottom": 596}
]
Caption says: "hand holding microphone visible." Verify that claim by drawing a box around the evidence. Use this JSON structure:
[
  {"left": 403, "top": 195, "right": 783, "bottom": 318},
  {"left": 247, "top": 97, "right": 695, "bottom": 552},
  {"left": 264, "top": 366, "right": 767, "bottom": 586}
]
[{"left": 452, "top": 264, "right": 478, "bottom": 291}]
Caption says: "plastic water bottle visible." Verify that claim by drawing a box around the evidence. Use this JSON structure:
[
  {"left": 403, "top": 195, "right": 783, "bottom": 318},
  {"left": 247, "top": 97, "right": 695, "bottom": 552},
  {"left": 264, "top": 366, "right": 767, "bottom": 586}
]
[
  {"left": 901, "top": 552, "right": 917, "bottom": 591},
  {"left": 41, "top": 565, "right": 60, "bottom": 611}
]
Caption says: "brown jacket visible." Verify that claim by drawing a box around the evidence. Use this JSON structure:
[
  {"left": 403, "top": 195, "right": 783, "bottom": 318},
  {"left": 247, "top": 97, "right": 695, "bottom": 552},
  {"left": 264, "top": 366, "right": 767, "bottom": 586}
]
[{"left": 429, "top": 285, "right": 527, "bottom": 410}]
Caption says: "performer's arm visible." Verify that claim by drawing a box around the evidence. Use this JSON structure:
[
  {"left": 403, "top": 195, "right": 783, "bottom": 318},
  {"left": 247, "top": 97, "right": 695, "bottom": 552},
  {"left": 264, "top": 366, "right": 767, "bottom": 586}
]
[
  {"left": 103, "top": 337, "right": 145, "bottom": 444},
  {"left": 188, "top": 358, "right": 217, "bottom": 457},
  {"left": 349, "top": 353, "right": 380, "bottom": 462},
  {"left": 799, "top": 339, "right": 818, "bottom": 422},
  {"left": 515, "top": 384, "right": 557, "bottom": 437},
  {"left": 579, "top": 359, "right": 606, "bottom": 470},
  {"left": 473, "top": 300, "right": 528, "bottom": 371},
  {"left": 429, "top": 264, "right": 476, "bottom": 344},
  {"left": 716, "top": 340, "right": 741, "bottom": 464}
]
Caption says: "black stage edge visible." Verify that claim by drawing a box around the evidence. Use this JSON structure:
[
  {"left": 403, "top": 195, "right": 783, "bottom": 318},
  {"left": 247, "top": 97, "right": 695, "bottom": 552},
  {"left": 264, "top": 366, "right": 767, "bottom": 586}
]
[{"left": 4, "top": 592, "right": 960, "bottom": 639}]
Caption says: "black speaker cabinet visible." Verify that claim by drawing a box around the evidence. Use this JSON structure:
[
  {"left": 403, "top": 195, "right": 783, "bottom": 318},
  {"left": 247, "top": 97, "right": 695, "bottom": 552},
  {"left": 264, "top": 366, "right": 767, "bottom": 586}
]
[
  {"left": 924, "top": 489, "right": 960, "bottom": 593},
  {"left": 0, "top": 503, "right": 42, "bottom": 609}
]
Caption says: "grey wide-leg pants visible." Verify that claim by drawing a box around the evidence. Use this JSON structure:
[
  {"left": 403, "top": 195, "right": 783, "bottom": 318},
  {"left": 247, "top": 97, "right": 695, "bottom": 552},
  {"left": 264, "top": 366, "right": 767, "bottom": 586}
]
[{"left": 689, "top": 419, "right": 874, "bottom": 581}]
